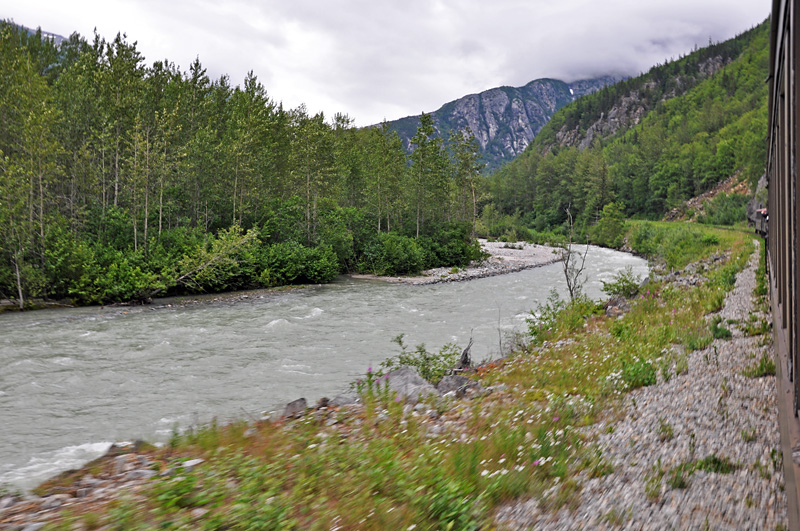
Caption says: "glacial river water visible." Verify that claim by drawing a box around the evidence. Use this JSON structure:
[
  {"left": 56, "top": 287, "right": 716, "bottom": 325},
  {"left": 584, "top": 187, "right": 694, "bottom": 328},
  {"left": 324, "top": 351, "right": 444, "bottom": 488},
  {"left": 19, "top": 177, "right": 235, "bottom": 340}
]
[{"left": 0, "top": 246, "right": 647, "bottom": 492}]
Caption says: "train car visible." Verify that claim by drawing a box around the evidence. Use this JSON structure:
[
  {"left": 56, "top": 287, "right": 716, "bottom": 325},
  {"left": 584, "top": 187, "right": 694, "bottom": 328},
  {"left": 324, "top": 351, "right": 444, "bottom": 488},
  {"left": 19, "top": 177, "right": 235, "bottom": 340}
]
[{"left": 768, "top": 0, "right": 800, "bottom": 527}]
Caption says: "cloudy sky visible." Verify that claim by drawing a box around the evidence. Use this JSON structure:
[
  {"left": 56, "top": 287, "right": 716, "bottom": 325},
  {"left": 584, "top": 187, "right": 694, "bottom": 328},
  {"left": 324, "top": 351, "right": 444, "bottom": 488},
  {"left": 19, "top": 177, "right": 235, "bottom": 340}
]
[{"left": 5, "top": 0, "right": 770, "bottom": 126}]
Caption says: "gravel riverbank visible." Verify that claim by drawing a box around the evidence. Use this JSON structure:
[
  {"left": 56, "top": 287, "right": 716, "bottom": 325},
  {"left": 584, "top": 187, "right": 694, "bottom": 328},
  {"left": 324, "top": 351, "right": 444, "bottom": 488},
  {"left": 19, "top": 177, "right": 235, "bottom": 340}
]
[
  {"left": 350, "top": 239, "right": 562, "bottom": 285},
  {"left": 496, "top": 240, "right": 788, "bottom": 529}
]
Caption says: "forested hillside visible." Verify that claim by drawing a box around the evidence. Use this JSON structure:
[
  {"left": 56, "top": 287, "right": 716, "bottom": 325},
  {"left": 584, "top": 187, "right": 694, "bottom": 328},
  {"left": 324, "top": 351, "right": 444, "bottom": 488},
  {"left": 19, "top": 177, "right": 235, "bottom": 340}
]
[
  {"left": 485, "top": 20, "right": 768, "bottom": 238},
  {"left": 0, "top": 24, "right": 485, "bottom": 308}
]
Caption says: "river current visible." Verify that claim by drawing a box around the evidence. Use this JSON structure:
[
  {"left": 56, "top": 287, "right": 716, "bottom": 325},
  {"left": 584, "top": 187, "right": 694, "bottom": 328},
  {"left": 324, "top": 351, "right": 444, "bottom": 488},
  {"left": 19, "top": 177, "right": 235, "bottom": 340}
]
[{"left": 0, "top": 246, "right": 647, "bottom": 492}]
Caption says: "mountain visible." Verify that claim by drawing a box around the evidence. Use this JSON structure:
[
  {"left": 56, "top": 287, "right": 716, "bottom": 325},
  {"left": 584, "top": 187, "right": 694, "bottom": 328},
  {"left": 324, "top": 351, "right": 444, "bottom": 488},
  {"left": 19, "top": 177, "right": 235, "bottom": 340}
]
[
  {"left": 531, "top": 31, "right": 760, "bottom": 154},
  {"left": 380, "top": 75, "right": 625, "bottom": 171},
  {"left": 486, "top": 20, "right": 768, "bottom": 234}
]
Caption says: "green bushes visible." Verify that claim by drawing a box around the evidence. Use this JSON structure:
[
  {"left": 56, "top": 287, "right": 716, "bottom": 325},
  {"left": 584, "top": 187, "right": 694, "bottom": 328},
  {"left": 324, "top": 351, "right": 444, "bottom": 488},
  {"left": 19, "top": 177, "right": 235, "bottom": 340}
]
[
  {"left": 260, "top": 242, "right": 339, "bottom": 286},
  {"left": 356, "top": 222, "right": 484, "bottom": 277},
  {"left": 375, "top": 232, "right": 426, "bottom": 275},
  {"left": 379, "top": 335, "right": 461, "bottom": 386},
  {"left": 418, "top": 222, "right": 485, "bottom": 269},
  {"left": 589, "top": 202, "right": 627, "bottom": 249},
  {"left": 697, "top": 192, "right": 749, "bottom": 226},
  {"left": 601, "top": 266, "right": 642, "bottom": 298},
  {"left": 630, "top": 222, "right": 723, "bottom": 270},
  {"left": 3, "top": 199, "right": 485, "bottom": 306},
  {"left": 621, "top": 356, "right": 657, "bottom": 389}
]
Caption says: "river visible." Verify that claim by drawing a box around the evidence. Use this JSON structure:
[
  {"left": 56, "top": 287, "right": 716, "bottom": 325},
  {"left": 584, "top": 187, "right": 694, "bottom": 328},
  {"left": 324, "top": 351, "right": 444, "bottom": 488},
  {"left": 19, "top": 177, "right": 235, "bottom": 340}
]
[{"left": 0, "top": 246, "right": 647, "bottom": 492}]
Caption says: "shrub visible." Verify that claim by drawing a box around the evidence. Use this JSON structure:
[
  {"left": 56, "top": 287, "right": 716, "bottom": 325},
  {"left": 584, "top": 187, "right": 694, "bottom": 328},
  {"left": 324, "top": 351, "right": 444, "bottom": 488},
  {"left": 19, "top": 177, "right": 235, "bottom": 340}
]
[
  {"left": 377, "top": 232, "right": 426, "bottom": 275},
  {"left": 260, "top": 241, "right": 340, "bottom": 286},
  {"left": 698, "top": 192, "right": 749, "bottom": 226},
  {"left": 380, "top": 335, "right": 461, "bottom": 385},
  {"left": 601, "top": 266, "right": 642, "bottom": 298},
  {"left": 528, "top": 290, "right": 598, "bottom": 345},
  {"left": 418, "top": 222, "right": 486, "bottom": 268},
  {"left": 621, "top": 357, "right": 656, "bottom": 389}
]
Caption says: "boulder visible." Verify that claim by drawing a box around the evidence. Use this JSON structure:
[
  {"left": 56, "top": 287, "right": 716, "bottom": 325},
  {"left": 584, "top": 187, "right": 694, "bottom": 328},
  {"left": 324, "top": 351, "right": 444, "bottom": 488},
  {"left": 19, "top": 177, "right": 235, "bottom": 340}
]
[
  {"left": 385, "top": 367, "right": 437, "bottom": 404},
  {"left": 437, "top": 375, "right": 471, "bottom": 394},
  {"left": 314, "top": 397, "right": 330, "bottom": 409},
  {"left": 283, "top": 398, "right": 307, "bottom": 419},
  {"left": 330, "top": 394, "right": 358, "bottom": 407}
]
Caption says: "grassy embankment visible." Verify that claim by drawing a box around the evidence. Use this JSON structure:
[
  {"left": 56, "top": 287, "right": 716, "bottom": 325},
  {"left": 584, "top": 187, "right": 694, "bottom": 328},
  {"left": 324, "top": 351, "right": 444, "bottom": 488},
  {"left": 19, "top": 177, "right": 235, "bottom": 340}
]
[{"left": 34, "top": 221, "right": 769, "bottom": 531}]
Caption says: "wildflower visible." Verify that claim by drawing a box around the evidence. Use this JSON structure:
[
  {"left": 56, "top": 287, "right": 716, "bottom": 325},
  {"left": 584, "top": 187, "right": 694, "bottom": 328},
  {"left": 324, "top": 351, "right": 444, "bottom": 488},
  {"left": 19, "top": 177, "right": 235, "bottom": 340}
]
[
  {"left": 553, "top": 416, "right": 560, "bottom": 422},
  {"left": 532, "top": 459, "right": 541, "bottom": 466},
  {"left": 481, "top": 470, "right": 489, "bottom": 476},
  {"left": 368, "top": 366, "right": 373, "bottom": 374}
]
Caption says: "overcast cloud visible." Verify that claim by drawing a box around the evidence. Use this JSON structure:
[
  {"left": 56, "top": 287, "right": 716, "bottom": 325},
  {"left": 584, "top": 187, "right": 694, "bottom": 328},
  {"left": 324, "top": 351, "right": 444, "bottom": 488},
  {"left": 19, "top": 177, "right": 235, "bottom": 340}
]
[{"left": 5, "top": 0, "right": 770, "bottom": 126}]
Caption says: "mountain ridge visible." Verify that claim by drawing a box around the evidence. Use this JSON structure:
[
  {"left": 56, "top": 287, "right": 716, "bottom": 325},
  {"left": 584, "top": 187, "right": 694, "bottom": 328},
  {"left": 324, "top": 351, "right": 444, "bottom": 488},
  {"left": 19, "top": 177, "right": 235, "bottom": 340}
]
[{"left": 379, "top": 75, "right": 625, "bottom": 171}]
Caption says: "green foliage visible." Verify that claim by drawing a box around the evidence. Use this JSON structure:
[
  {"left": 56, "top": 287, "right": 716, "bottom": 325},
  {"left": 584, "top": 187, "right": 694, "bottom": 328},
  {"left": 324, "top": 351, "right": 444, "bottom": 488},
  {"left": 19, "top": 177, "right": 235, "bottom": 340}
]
[
  {"left": 0, "top": 23, "right": 487, "bottom": 307},
  {"left": 375, "top": 232, "right": 426, "bottom": 276},
  {"left": 698, "top": 192, "right": 749, "bottom": 225},
  {"left": 620, "top": 356, "right": 657, "bottom": 390},
  {"left": 589, "top": 202, "right": 627, "bottom": 248},
  {"left": 667, "top": 463, "right": 690, "bottom": 489},
  {"left": 380, "top": 334, "right": 461, "bottom": 385},
  {"left": 418, "top": 222, "right": 486, "bottom": 269},
  {"left": 710, "top": 316, "right": 732, "bottom": 339},
  {"left": 527, "top": 289, "right": 599, "bottom": 345},
  {"left": 742, "top": 353, "right": 776, "bottom": 378},
  {"left": 601, "top": 266, "right": 642, "bottom": 298},
  {"left": 693, "top": 454, "right": 739, "bottom": 474},
  {"left": 629, "top": 222, "right": 724, "bottom": 270},
  {"left": 260, "top": 241, "right": 339, "bottom": 286}
]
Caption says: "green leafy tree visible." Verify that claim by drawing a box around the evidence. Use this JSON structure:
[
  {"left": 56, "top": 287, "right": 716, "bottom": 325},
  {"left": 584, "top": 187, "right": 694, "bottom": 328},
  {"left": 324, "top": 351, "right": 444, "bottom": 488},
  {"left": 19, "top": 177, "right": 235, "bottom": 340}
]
[
  {"left": 410, "top": 113, "right": 448, "bottom": 237},
  {"left": 589, "top": 202, "right": 627, "bottom": 248}
]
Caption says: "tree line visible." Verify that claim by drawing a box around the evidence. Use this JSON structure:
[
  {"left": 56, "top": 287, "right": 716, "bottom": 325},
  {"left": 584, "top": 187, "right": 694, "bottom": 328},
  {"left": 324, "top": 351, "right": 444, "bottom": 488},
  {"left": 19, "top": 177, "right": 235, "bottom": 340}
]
[{"left": 0, "top": 23, "right": 485, "bottom": 308}]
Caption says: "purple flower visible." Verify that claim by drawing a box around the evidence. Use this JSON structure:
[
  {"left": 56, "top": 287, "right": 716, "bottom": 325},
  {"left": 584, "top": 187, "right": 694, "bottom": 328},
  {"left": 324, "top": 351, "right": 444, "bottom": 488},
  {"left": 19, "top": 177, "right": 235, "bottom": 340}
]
[
  {"left": 553, "top": 416, "right": 560, "bottom": 422},
  {"left": 532, "top": 459, "right": 541, "bottom": 466},
  {"left": 367, "top": 366, "right": 373, "bottom": 374}
]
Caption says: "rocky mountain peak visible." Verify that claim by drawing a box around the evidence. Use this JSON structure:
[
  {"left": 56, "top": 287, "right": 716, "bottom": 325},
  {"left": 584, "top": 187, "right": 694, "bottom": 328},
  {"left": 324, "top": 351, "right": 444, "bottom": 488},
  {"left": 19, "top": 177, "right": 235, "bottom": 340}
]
[{"left": 380, "top": 75, "right": 626, "bottom": 171}]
